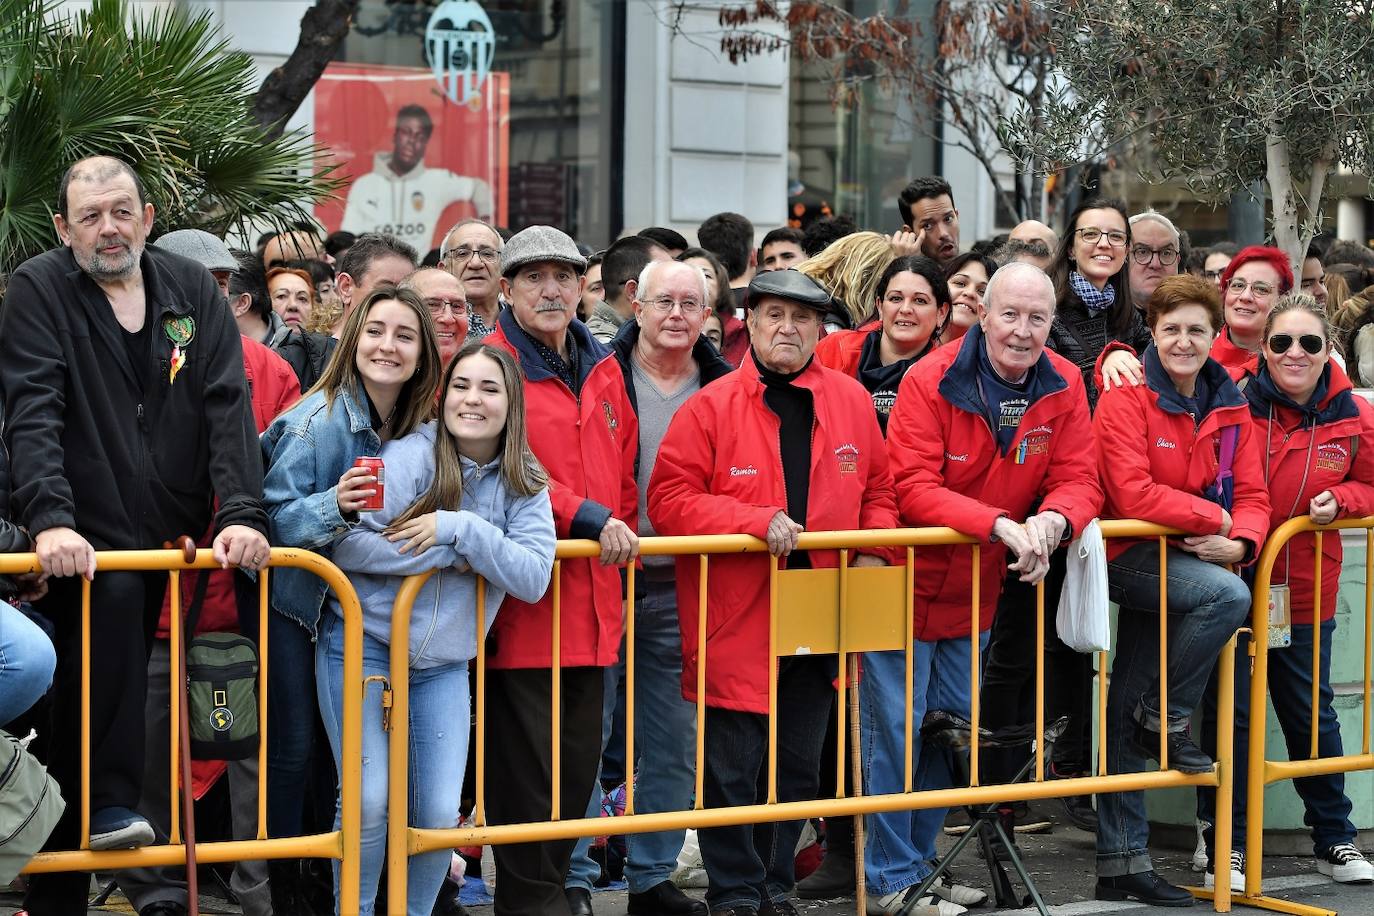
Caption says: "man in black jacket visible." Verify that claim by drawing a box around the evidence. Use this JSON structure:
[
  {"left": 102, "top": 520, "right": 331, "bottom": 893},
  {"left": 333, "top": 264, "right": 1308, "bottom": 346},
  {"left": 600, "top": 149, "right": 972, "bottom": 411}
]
[{"left": 0, "top": 155, "right": 269, "bottom": 916}]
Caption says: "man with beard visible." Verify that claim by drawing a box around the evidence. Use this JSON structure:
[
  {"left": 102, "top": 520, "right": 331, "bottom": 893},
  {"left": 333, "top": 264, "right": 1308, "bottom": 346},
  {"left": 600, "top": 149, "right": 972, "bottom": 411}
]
[{"left": 0, "top": 155, "right": 268, "bottom": 916}]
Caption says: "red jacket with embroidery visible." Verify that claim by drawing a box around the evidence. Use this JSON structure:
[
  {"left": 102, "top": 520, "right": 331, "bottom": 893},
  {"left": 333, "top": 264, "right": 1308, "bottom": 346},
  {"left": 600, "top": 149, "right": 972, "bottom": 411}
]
[
  {"left": 1093, "top": 346, "right": 1270, "bottom": 563},
  {"left": 1210, "top": 326, "right": 1258, "bottom": 375},
  {"left": 648, "top": 358, "right": 899, "bottom": 714},
  {"left": 814, "top": 327, "right": 870, "bottom": 377},
  {"left": 1245, "top": 362, "right": 1374, "bottom": 623},
  {"left": 487, "top": 311, "right": 638, "bottom": 669},
  {"left": 882, "top": 327, "right": 1102, "bottom": 641}
]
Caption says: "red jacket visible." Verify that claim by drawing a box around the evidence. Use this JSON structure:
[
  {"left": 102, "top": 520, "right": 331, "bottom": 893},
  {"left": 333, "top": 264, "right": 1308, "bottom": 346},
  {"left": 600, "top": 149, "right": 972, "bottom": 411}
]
[
  {"left": 885, "top": 327, "right": 1102, "bottom": 641},
  {"left": 488, "top": 311, "right": 638, "bottom": 669},
  {"left": 155, "top": 338, "right": 302, "bottom": 640},
  {"left": 648, "top": 359, "right": 900, "bottom": 713},
  {"left": 1210, "top": 327, "right": 1258, "bottom": 375},
  {"left": 814, "top": 327, "right": 869, "bottom": 376},
  {"left": 1093, "top": 346, "right": 1270, "bottom": 562},
  {"left": 1244, "top": 362, "right": 1374, "bottom": 623}
]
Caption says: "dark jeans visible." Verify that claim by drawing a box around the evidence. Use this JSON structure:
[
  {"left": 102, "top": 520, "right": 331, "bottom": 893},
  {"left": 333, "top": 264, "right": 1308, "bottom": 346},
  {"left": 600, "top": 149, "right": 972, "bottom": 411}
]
[
  {"left": 1197, "top": 619, "right": 1356, "bottom": 857},
  {"left": 980, "top": 556, "right": 1095, "bottom": 783},
  {"left": 1095, "top": 544, "right": 1250, "bottom": 877},
  {"left": 265, "top": 609, "right": 334, "bottom": 840},
  {"left": 486, "top": 666, "right": 606, "bottom": 916},
  {"left": 699, "top": 655, "right": 834, "bottom": 912},
  {"left": 24, "top": 571, "right": 163, "bottom": 916}
]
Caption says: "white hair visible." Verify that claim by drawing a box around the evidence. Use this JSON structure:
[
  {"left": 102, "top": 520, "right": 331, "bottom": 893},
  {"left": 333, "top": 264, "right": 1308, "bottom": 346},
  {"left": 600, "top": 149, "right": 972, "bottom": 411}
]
[
  {"left": 984, "top": 260, "right": 1055, "bottom": 311},
  {"left": 1128, "top": 209, "right": 1181, "bottom": 247},
  {"left": 636, "top": 259, "right": 709, "bottom": 305}
]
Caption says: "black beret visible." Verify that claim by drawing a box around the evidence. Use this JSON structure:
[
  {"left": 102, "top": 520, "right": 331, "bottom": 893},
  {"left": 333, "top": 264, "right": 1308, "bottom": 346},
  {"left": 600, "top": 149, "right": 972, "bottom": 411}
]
[{"left": 743, "top": 268, "right": 832, "bottom": 312}]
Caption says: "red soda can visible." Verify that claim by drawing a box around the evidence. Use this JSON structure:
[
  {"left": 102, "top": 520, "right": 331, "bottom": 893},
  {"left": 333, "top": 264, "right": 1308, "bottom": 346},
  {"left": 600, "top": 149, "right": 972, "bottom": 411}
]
[{"left": 353, "top": 456, "right": 385, "bottom": 512}]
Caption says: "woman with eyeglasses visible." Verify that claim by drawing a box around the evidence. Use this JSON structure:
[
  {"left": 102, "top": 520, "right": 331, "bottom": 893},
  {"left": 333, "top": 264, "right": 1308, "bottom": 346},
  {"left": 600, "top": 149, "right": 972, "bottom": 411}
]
[
  {"left": 1194, "top": 294, "right": 1374, "bottom": 893},
  {"left": 1046, "top": 197, "right": 1152, "bottom": 409},
  {"left": 814, "top": 255, "right": 950, "bottom": 433},
  {"left": 1208, "top": 245, "right": 1294, "bottom": 373}
]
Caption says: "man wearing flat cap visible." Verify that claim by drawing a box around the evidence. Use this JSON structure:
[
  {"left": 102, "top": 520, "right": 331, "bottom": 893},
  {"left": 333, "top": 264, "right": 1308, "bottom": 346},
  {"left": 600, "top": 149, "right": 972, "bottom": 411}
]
[
  {"left": 649, "top": 269, "right": 900, "bottom": 916},
  {"left": 485, "top": 225, "right": 640, "bottom": 916}
]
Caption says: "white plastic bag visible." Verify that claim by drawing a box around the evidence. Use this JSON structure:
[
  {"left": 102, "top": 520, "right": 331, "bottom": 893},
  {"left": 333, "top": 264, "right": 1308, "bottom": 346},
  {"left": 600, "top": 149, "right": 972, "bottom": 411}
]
[{"left": 1056, "top": 519, "right": 1111, "bottom": 653}]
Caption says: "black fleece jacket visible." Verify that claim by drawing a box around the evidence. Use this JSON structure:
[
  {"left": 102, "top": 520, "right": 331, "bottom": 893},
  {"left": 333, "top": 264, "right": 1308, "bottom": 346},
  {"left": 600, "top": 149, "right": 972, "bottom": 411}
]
[{"left": 0, "top": 245, "right": 267, "bottom": 550}]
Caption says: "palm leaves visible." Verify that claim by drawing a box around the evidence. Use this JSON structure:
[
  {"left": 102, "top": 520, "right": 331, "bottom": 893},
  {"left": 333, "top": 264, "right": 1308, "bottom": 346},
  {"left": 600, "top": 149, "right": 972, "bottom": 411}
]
[{"left": 0, "top": 0, "right": 340, "bottom": 270}]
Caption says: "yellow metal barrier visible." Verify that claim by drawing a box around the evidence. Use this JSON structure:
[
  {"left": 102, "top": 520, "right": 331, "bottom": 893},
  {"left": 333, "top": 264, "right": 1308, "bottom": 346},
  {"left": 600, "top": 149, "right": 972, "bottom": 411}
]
[
  {"left": 378, "top": 520, "right": 1241, "bottom": 914},
  {"left": 2, "top": 547, "right": 365, "bottom": 916},
  {"left": 1229, "top": 516, "right": 1374, "bottom": 916}
]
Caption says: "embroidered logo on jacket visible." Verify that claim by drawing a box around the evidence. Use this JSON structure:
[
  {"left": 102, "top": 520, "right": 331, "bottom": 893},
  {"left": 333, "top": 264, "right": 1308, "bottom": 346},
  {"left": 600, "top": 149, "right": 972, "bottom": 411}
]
[
  {"left": 1317, "top": 441, "right": 1349, "bottom": 472},
  {"left": 1155, "top": 437, "right": 1177, "bottom": 449},
  {"left": 834, "top": 443, "right": 860, "bottom": 475},
  {"left": 601, "top": 400, "right": 619, "bottom": 437},
  {"left": 730, "top": 465, "right": 758, "bottom": 477}
]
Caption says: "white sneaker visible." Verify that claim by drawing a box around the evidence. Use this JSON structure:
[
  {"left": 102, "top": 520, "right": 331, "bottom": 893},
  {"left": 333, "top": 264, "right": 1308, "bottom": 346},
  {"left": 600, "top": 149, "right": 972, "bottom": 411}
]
[
  {"left": 1204, "top": 850, "right": 1245, "bottom": 893},
  {"left": 1192, "top": 819, "right": 1210, "bottom": 871},
  {"left": 865, "top": 888, "right": 967, "bottom": 915},
  {"left": 1317, "top": 843, "right": 1374, "bottom": 884},
  {"left": 930, "top": 874, "right": 988, "bottom": 907}
]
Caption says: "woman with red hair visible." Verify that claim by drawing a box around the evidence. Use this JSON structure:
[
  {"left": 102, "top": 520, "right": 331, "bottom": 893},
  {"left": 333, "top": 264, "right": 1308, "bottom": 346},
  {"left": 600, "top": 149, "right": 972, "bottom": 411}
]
[{"left": 1210, "top": 246, "right": 1295, "bottom": 373}]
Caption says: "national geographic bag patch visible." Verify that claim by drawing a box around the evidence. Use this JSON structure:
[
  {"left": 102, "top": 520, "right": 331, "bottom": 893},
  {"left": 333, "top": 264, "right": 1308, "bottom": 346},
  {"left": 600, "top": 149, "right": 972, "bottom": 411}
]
[{"left": 186, "top": 632, "right": 259, "bottom": 760}]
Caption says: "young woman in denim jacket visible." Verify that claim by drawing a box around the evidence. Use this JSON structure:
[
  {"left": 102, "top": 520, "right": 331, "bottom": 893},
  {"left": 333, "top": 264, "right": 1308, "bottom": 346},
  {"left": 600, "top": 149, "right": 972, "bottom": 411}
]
[
  {"left": 322, "top": 341, "right": 555, "bottom": 915},
  {"left": 259, "top": 284, "right": 442, "bottom": 907}
]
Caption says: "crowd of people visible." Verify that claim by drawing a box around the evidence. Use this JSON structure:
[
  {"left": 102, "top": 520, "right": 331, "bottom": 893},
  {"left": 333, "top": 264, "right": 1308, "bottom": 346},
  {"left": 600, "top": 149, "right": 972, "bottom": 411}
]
[{"left": 3, "top": 154, "right": 1374, "bottom": 916}]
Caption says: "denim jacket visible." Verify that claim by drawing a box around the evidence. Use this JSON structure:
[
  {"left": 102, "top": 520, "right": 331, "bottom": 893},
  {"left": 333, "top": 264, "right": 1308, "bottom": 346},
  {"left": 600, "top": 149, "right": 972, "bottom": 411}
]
[
  {"left": 261, "top": 384, "right": 380, "bottom": 634},
  {"left": 329, "top": 423, "right": 555, "bottom": 668}
]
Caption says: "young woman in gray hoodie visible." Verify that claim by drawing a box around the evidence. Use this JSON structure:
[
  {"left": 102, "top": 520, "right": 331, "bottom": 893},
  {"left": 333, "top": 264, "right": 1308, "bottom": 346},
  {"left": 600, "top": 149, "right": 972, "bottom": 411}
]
[{"left": 321, "top": 341, "right": 556, "bottom": 915}]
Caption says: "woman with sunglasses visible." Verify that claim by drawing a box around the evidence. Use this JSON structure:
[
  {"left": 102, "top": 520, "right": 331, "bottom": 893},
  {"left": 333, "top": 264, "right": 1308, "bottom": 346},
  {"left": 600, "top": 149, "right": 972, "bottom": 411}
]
[
  {"left": 1092, "top": 274, "right": 1269, "bottom": 906},
  {"left": 814, "top": 255, "right": 950, "bottom": 433},
  {"left": 1208, "top": 245, "right": 1294, "bottom": 374},
  {"left": 1195, "top": 294, "right": 1374, "bottom": 893}
]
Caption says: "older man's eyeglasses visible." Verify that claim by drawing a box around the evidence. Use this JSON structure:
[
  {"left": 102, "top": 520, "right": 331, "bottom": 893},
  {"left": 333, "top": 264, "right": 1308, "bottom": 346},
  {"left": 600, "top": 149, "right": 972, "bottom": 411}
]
[
  {"left": 1130, "top": 244, "right": 1179, "bottom": 266},
  {"left": 446, "top": 246, "right": 500, "bottom": 264},
  {"left": 1075, "top": 227, "right": 1128, "bottom": 247},
  {"left": 425, "top": 297, "right": 466, "bottom": 318},
  {"left": 644, "top": 296, "right": 705, "bottom": 314}
]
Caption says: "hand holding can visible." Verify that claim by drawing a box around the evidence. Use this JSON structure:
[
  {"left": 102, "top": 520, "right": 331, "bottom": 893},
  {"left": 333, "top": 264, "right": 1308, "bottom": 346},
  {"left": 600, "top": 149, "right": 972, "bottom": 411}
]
[{"left": 338, "top": 458, "right": 385, "bottom": 514}]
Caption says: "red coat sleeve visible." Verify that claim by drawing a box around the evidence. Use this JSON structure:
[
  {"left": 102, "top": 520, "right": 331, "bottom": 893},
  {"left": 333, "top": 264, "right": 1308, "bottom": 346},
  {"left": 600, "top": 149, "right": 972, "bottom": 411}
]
[
  {"left": 1038, "top": 379, "right": 1103, "bottom": 536},
  {"left": 1330, "top": 399, "right": 1374, "bottom": 518},
  {"left": 647, "top": 399, "right": 779, "bottom": 539},
  {"left": 1093, "top": 386, "right": 1226, "bottom": 534},
  {"left": 886, "top": 367, "right": 1004, "bottom": 541},
  {"left": 1227, "top": 416, "right": 1271, "bottom": 557}
]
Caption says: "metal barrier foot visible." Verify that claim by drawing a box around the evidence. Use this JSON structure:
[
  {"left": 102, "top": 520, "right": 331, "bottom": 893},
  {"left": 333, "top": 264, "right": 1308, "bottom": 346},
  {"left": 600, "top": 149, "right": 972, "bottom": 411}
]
[{"left": 1189, "top": 888, "right": 1337, "bottom": 916}]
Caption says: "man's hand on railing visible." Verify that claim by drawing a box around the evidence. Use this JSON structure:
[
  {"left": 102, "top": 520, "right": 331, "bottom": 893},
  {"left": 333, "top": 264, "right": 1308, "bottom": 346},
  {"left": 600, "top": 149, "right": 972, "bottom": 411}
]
[
  {"left": 1180, "top": 534, "right": 1245, "bottom": 566},
  {"left": 1309, "top": 490, "right": 1339, "bottom": 525},
  {"left": 598, "top": 517, "right": 639, "bottom": 566},
  {"left": 35, "top": 526, "right": 96, "bottom": 580},
  {"left": 214, "top": 524, "right": 271, "bottom": 572},
  {"left": 1025, "top": 510, "right": 1068, "bottom": 561},
  {"left": 765, "top": 511, "right": 804, "bottom": 557}
]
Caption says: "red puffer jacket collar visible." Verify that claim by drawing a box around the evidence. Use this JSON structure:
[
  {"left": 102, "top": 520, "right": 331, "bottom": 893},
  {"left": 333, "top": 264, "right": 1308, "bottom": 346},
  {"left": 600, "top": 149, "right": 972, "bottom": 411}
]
[
  {"left": 885, "top": 327, "right": 1102, "bottom": 640},
  {"left": 648, "top": 357, "right": 899, "bottom": 713}
]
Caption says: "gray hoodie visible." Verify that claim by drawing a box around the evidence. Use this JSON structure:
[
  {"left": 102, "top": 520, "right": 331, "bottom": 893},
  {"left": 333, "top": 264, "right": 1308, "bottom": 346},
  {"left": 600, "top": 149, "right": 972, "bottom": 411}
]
[{"left": 329, "top": 422, "right": 555, "bottom": 668}]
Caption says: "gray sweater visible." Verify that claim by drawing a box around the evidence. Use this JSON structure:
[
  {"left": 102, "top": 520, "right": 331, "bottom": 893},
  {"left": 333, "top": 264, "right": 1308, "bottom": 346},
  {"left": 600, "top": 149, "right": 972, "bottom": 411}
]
[{"left": 329, "top": 422, "right": 555, "bottom": 668}]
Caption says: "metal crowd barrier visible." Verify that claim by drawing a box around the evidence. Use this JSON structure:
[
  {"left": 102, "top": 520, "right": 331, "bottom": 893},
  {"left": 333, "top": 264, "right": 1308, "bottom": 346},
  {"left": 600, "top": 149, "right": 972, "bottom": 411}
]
[
  {"left": 381, "top": 521, "right": 1241, "bottom": 914},
  {"left": 4, "top": 547, "right": 365, "bottom": 916},
  {"left": 1230, "top": 517, "right": 1374, "bottom": 916}
]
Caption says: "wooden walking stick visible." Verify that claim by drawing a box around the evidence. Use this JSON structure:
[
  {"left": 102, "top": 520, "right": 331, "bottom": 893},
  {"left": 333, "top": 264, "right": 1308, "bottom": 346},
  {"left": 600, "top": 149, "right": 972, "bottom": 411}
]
[
  {"left": 848, "top": 654, "right": 866, "bottom": 915},
  {"left": 166, "top": 536, "right": 200, "bottom": 916}
]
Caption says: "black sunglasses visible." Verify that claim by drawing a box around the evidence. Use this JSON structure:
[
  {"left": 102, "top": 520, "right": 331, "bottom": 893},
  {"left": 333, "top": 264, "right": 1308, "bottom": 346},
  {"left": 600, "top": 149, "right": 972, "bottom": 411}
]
[{"left": 1267, "top": 333, "right": 1325, "bottom": 355}]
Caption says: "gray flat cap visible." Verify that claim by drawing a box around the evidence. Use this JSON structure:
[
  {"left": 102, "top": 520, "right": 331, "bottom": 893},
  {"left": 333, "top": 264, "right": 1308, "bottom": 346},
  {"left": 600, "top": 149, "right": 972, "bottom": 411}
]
[
  {"left": 501, "top": 225, "right": 587, "bottom": 278},
  {"left": 155, "top": 229, "right": 236, "bottom": 273},
  {"left": 743, "top": 267, "right": 833, "bottom": 312}
]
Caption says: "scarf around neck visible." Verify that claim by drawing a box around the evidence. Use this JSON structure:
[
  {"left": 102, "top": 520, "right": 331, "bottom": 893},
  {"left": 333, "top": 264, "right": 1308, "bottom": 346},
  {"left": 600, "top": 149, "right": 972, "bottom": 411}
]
[{"left": 1069, "top": 270, "right": 1116, "bottom": 315}]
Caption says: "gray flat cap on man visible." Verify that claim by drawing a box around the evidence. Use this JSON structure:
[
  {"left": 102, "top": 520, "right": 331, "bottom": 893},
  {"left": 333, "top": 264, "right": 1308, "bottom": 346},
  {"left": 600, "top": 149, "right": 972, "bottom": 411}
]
[
  {"left": 743, "top": 267, "right": 833, "bottom": 311},
  {"left": 501, "top": 225, "right": 587, "bottom": 278},
  {"left": 153, "top": 228, "right": 238, "bottom": 274}
]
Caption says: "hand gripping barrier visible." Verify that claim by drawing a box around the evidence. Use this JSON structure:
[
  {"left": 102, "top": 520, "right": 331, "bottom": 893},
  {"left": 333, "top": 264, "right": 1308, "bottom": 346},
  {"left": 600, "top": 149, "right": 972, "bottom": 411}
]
[
  {"left": 2, "top": 547, "right": 364, "bottom": 916},
  {"left": 1226, "top": 516, "right": 1374, "bottom": 916},
  {"left": 381, "top": 521, "right": 1242, "bottom": 914}
]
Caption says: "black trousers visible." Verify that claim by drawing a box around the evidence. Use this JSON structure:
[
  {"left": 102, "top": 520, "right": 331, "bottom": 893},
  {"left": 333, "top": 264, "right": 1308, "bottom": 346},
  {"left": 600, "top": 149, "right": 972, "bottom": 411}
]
[
  {"left": 24, "top": 570, "right": 164, "bottom": 916},
  {"left": 979, "top": 557, "right": 1095, "bottom": 784},
  {"left": 485, "top": 665, "right": 606, "bottom": 916}
]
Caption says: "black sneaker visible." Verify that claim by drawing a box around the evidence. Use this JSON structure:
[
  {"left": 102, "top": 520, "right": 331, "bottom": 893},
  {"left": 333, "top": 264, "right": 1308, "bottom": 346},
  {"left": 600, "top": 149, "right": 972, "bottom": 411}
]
[
  {"left": 759, "top": 898, "right": 800, "bottom": 916},
  {"left": 628, "top": 881, "right": 708, "bottom": 915},
  {"left": 796, "top": 850, "right": 856, "bottom": 898},
  {"left": 1046, "top": 763, "right": 1097, "bottom": 832},
  {"left": 1132, "top": 721, "right": 1214, "bottom": 774},
  {"left": 1011, "top": 800, "right": 1052, "bottom": 834}
]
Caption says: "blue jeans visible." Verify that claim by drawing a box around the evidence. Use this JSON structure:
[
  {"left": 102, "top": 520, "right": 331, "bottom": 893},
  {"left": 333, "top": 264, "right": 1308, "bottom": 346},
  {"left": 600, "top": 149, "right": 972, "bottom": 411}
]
[
  {"left": 0, "top": 602, "right": 55, "bottom": 727},
  {"left": 699, "top": 655, "right": 833, "bottom": 912},
  {"left": 1198, "top": 618, "right": 1356, "bottom": 857},
  {"left": 316, "top": 613, "right": 470, "bottom": 916},
  {"left": 1096, "top": 544, "right": 1250, "bottom": 877},
  {"left": 860, "top": 631, "right": 989, "bottom": 895},
  {"left": 566, "top": 580, "right": 700, "bottom": 893},
  {"left": 267, "top": 608, "right": 328, "bottom": 839}
]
